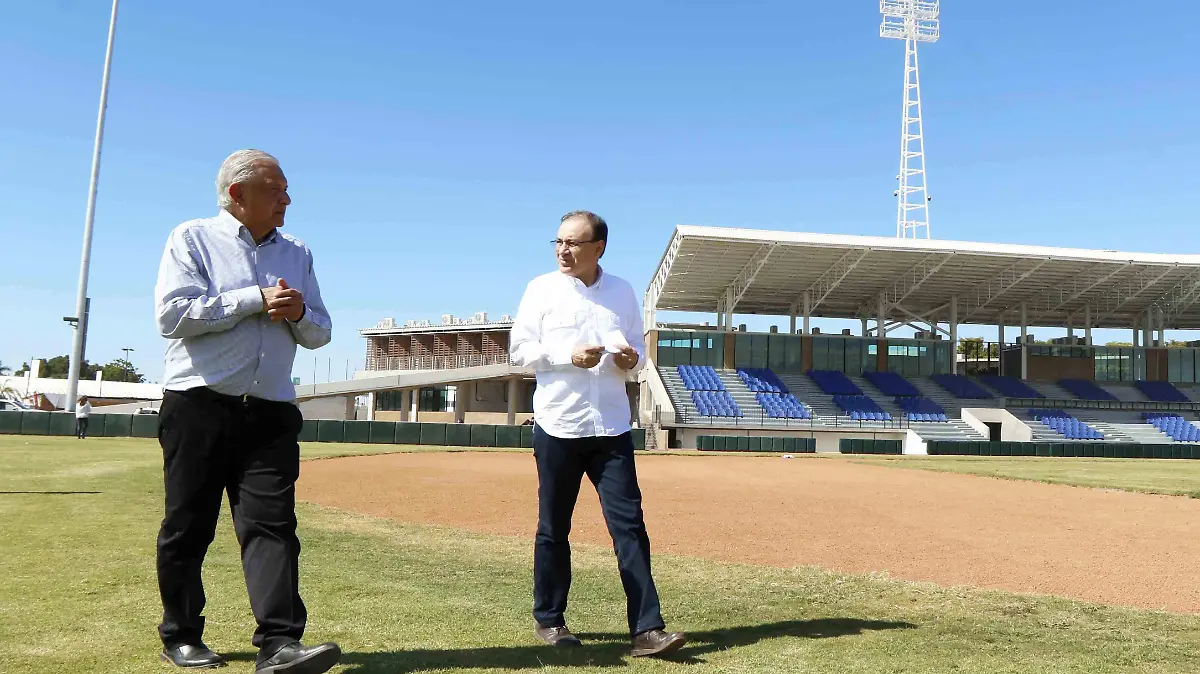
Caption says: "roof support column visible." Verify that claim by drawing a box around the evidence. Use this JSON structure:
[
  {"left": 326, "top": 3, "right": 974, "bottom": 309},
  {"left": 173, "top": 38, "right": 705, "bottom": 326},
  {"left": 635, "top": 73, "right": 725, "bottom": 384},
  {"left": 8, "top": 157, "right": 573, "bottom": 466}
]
[
  {"left": 1067, "top": 313, "right": 1074, "bottom": 340},
  {"left": 877, "top": 293, "right": 886, "bottom": 338},
  {"left": 507, "top": 377, "right": 519, "bottom": 426},
  {"left": 998, "top": 311, "right": 1006, "bottom": 375},
  {"left": 949, "top": 295, "right": 958, "bottom": 375},
  {"left": 1084, "top": 304, "right": 1092, "bottom": 347},
  {"left": 1133, "top": 318, "right": 1140, "bottom": 347},
  {"left": 1158, "top": 306, "right": 1166, "bottom": 346},
  {"left": 1020, "top": 301, "right": 1029, "bottom": 380},
  {"left": 802, "top": 291, "right": 811, "bottom": 336},
  {"left": 789, "top": 307, "right": 797, "bottom": 335},
  {"left": 1144, "top": 307, "right": 1154, "bottom": 348}
]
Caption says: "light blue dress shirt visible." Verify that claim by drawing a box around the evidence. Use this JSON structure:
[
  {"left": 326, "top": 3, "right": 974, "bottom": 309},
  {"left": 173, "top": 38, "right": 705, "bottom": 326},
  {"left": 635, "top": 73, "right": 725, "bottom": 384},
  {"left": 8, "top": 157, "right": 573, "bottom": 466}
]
[{"left": 154, "top": 210, "right": 332, "bottom": 402}]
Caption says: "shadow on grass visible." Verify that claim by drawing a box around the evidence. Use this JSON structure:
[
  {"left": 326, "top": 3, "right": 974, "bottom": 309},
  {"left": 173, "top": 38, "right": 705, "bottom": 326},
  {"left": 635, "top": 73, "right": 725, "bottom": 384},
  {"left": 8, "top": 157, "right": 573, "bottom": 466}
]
[
  {"left": 322, "top": 618, "right": 914, "bottom": 672},
  {"left": 0, "top": 490, "right": 102, "bottom": 494}
]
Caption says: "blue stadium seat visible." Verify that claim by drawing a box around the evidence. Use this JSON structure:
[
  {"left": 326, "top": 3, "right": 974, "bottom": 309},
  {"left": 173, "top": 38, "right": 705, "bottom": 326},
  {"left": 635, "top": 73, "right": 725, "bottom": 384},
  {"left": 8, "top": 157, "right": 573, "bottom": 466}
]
[
  {"left": 863, "top": 371, "right": 921, "bottom": 397},
  {"left": 677, "top": 365, "right": 725, "bottom": 391},
  {"left": 832, "top": 394, "right": 891, "bottom": 421},
  {"left": 690, "top": 390, "right": 742, "bottom": 418},
  {"left": 738, "top": 368, "right": 788, "bottom": 394},
  {"left": 807, "top": 370, "right": 863, "bottom": 396},
  {"left": 755, "top": 392, "right": 812, "bottom": 420},
  {"left": 1030, "top": 409, "right": 1103, "bottom": 440},
  {"left": 1144, "top": 413, "right": 1200, "bottom": 442},
  {"left": 980, "top": 375, "right": 1044, "bottom": 398},
  {"left": 1136, "top": 381, "right": 1190, "bottom": 403},
  {"left": 896, "top": 397, "right": 948, "bottom": 422},
  {"left": 931, "top": 374, "right": 992, "bottom": 399},
  {"left": 1058, "top": 379, "right": 1118, "bottom": 401}
]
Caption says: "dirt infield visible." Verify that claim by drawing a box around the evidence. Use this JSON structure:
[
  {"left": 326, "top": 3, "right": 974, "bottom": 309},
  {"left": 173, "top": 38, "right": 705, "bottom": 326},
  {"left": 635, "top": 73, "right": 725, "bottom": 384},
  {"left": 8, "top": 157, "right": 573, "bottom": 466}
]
[{"left": 298, "top": 452, "right": 1200, "bottom": 614}]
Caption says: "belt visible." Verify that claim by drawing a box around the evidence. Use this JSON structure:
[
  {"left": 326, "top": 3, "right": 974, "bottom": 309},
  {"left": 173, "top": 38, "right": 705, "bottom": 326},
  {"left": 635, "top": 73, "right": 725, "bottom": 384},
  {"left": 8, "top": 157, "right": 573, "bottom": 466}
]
[{"left": 172, "top": 387, "right": 286, "bottom": 408}]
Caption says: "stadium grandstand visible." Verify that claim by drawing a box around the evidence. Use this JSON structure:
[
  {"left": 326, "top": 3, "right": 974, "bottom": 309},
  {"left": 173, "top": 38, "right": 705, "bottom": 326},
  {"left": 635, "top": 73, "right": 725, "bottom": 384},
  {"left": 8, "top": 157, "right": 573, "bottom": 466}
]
[
  {"left": 331, "top": 225, "right": 1200, "bottom": 453},
  {"left": 636, "top": 226, "right": 1200, "bottom": 451}
]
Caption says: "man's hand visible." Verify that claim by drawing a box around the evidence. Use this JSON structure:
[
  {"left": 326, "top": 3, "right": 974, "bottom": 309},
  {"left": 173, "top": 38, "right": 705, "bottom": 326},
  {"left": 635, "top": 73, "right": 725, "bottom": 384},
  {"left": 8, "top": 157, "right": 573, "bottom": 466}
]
[
  {"left": 571, "top": 345, "right": 606, "bottom": 369},
  {"left": 613, "top": 346, "right": 640, "bottom": 371},
  {"left": 262, "top": 278, "right": 305, "bottom": 322}
]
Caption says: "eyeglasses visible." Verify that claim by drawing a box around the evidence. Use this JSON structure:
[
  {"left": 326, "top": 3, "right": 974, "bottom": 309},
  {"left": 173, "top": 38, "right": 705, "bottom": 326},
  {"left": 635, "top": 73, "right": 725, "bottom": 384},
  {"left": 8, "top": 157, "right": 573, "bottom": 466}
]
[{"left": 551, "top": 238, "right": 598, "bottom": 249}]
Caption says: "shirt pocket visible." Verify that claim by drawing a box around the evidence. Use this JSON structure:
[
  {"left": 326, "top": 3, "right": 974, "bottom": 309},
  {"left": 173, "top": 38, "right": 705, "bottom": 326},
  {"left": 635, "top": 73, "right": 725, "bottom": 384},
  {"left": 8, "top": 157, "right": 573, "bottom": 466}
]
[{"left": 543, "top": 309, "right": 588, "bottom": 342}]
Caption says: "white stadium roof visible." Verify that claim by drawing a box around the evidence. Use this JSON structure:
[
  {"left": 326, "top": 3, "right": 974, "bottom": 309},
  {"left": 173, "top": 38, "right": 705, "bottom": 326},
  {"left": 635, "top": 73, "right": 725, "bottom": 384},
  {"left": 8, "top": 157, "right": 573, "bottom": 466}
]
[{"left": 645, "top": 226, "right": 1200, "bottom": 330}]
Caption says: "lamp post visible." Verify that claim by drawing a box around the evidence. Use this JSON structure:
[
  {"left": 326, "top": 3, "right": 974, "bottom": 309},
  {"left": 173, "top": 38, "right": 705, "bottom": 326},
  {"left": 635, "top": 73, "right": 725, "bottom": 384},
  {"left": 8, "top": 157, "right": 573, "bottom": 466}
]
[
  {"left": 121, "top": 347, "right": 134, "bottom": 382},
  {"left": 65, "top": 0, "right": 120, "bottom": 412}
]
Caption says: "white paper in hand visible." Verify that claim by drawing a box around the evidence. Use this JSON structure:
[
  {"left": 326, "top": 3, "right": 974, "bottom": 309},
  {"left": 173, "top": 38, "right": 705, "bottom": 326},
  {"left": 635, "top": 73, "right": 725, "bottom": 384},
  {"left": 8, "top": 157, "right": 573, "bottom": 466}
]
[{"left": 601, "top": 328, "right": 629, "bottom": 354}]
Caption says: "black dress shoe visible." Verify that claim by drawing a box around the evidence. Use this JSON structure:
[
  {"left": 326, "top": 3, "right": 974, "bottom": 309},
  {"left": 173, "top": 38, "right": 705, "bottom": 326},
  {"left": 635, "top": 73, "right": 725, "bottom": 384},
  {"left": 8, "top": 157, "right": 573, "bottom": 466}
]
[
  {"left": 256, "top": 641, "right": 342, "bottom": 674},
  {"left": 631, "top": 629, "right": 687, "bottom": 657},
  {"left": 534, "top": 624, "right": 582, "bottom": 648},
  {"left": 161, "top": 643, "right": 225, "bottom": 668}
]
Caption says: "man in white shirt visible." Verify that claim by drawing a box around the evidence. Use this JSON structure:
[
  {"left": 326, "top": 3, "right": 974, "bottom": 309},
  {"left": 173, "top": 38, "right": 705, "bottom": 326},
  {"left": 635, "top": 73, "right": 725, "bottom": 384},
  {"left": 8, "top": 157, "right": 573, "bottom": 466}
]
[
  {"left": 75, "top": 396, "right": 92, "bottom": 439},
  {"left": 510, "top": 211, "right": 686, "bottom": 658}
]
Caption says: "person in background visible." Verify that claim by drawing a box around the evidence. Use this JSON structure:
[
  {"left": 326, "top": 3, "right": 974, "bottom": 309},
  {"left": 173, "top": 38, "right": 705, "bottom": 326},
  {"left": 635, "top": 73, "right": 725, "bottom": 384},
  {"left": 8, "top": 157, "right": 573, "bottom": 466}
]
[
  {"left": 510, "top": 210, "right": 687, "bottom": 658},
  {"left": 75, "top": 396, "right": 91, "bottom": 439},
  {"left": 152, "top": 149, "right": 339, "bottom": 673}
]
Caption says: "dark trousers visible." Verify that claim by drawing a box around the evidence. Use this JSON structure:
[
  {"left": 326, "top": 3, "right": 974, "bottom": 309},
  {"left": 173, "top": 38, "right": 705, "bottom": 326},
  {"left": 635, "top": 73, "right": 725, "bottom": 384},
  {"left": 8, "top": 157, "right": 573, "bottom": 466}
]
[
  {"left": 156, "top": 388, "right": 306, "bottom": 658},
  {"left": 533, "top": 425, "right": 664, "bottom": 636},
  {"left": 76, "top": 417, "right": 88, "bottom": 439}
]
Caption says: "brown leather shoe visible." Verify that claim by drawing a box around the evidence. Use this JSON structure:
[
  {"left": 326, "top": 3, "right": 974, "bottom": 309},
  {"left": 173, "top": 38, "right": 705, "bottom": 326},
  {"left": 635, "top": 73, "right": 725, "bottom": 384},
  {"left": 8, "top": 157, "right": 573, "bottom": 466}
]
[
  {"left": 534, "top": 624, "right": 582, "bottom": 648},
  {"left": 631, "top": 629, "right": 687, "bottom": 657}
]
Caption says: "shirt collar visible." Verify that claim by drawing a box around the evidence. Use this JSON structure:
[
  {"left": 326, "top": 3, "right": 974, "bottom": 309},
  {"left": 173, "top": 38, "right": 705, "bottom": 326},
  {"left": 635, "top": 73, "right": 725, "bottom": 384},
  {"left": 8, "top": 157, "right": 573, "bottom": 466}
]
[
  {"left": 563, "top": 265, "right": 604, "bottom": 290},
  {"left": 216, "top": 209, "right": 278, "bottom": 246}
]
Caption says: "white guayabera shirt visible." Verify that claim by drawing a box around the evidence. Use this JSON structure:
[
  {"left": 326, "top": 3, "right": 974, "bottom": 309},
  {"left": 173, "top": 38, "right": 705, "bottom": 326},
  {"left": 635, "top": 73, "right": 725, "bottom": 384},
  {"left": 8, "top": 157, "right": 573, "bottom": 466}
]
[{"left": 510, "top": 269, "right": 645, "bottom": 439}]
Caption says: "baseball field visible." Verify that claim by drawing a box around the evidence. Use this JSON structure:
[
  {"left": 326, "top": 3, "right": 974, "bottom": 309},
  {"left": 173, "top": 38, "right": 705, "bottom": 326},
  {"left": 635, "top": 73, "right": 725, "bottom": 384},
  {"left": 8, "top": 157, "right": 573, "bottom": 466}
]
[{"left": 2, "top": 435, "right": 1199, "bottom": 673}]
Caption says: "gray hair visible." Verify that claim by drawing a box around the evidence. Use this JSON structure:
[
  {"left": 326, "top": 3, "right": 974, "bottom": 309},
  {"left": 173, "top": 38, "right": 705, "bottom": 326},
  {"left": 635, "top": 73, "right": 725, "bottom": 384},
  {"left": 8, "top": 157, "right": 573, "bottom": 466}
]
[
  {"left": 216, "top": 149, "right": 278, "bottom": 209},
  {"left": 560, "top": 210, "right": 608, "bottom": 243}
]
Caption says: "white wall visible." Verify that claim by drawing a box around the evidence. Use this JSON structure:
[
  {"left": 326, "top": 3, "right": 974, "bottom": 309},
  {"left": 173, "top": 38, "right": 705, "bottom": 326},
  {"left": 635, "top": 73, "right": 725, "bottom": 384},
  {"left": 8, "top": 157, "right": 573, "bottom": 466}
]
[
  {"left": 675, "top": 427, "right": 906, "bottom": 452},
  {"left": 0, "top": 374, "right": 162, "bottom": 404},
  {"left": 961, "top": 407, "right": 1033, "bottom": 442},
  {"left": 298, "top": 395, "right": 355, "bottom": 420}
]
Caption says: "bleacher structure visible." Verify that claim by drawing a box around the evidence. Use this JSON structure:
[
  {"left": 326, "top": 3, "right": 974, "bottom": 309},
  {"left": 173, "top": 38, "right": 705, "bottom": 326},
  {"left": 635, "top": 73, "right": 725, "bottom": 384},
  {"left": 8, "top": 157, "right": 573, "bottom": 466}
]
[{"left": 637, "top": 226, "right": 1200, "bottom": 454}]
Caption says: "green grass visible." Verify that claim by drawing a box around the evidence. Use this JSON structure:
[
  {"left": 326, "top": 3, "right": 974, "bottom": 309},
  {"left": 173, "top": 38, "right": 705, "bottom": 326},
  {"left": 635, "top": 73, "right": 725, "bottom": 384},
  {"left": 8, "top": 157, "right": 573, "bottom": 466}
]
[
  {"left": 847, "top": 454, "right": 1200, "bottom": 497},
  {"left": 2, "top": 436, "right": 1200, "bottom": 673}
]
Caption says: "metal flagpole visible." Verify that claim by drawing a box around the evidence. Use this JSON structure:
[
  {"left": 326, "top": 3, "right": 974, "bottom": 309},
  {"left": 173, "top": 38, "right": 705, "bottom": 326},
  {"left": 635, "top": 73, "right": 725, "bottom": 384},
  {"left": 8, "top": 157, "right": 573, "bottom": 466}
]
[{"left": 66, "top": 0, "right": 120, "bottom": 412}]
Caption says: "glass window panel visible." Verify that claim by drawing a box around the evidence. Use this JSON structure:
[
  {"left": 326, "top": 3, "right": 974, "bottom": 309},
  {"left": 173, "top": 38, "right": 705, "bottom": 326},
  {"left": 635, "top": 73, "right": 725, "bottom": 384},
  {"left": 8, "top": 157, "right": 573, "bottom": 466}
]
[
  {"left": 845, "top": 338, "right": 862, "bottom": 376},
  {"left": 783, "top": 335, "right": 802, "bottom": 373},
  {"left": 1183, "top": 349, "right": 1196, "bottom": 384},
  {"left": 734, "top": 333, "right": 753, "bottom": 370},
  {"left": 812, "top": 337, "right": 829, "bottom": 371},
  {"left": 1169, "top": 349, "right": 1182, "bottom": 382},
  {"left": 710, "top": 333, "right": 725, "bottom": 368},
  {"left": 768, "top": 334, "right": 786, "bottom": 372},
  {"left": 750, "top": 334, "right": 769, "bottom": 369}
]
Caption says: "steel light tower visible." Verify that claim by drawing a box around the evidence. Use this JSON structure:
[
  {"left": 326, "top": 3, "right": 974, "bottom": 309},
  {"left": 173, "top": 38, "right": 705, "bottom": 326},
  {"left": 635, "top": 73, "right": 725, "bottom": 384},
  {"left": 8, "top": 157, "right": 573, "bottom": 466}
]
[{"left": 880, "top": 0, "right": 939, "bottom": 239}]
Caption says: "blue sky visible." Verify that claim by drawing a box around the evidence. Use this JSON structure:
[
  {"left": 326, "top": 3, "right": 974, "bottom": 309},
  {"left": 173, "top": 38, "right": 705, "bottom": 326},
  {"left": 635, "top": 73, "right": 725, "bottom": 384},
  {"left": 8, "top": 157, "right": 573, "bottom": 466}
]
[{"left": 1, "top": 1, "right": 1196, "bottom": 382}]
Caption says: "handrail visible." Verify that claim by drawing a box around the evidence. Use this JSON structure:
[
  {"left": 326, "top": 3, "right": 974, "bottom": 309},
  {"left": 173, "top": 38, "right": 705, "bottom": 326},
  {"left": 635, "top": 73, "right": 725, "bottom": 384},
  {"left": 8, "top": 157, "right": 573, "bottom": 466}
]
[{"left": 365, "top": 354, "right": 511, "bottom": 371}]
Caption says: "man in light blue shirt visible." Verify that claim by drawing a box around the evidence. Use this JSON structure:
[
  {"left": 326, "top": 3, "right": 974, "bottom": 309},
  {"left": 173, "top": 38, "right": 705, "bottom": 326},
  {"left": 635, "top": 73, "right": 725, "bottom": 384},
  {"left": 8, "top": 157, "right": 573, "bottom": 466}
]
[{"left": 153, "top": 149, "right": 340, "bottom": 674}]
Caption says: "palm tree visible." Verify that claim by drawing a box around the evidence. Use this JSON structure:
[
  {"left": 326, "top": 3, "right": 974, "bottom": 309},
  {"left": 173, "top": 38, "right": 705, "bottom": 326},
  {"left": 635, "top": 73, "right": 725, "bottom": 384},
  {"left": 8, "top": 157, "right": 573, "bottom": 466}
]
[{"left": 0, "top": 361, "right": 11, "bottom": 376}]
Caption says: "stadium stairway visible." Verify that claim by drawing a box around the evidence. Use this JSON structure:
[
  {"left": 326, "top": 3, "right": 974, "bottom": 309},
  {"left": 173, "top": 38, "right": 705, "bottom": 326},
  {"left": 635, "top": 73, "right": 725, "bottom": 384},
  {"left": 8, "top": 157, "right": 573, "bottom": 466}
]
[
  {"left": 777, "top": 373, "right": 894, "bottom": 429},
  {"left": 1105, "top": 382, "right": 1150, "bottom": 403},
  {"left": 715, "top": 371, "right": 784, "bottom": 425},
  {"left": 912, "top": 376, "right": 1000, "bottom": 414},
  {"left": 1026, "top": 380, "right": 1078, "bottom": 400},
  {"left": 658, "top": 367, "right": 700, "bottom": 422},
  {"left": 848, "top": 374, "right": 985, "bottom": 441},
  {"left": 658, "top": 367, "right": 810, "bottom": 427},
  {"left": 1074, "top": 410, "right": 1179, "bottom": 444}
]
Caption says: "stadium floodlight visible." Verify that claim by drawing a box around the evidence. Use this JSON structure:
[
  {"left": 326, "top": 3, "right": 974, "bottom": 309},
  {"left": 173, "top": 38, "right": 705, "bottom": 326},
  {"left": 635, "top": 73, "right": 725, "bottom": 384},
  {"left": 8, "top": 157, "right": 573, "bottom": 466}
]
[
  {"left": 66, "top": 0, "right": 119, "bottom": 412},
  {"left": 880, "top": 0, "right": 939, "bottom": 239}
]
